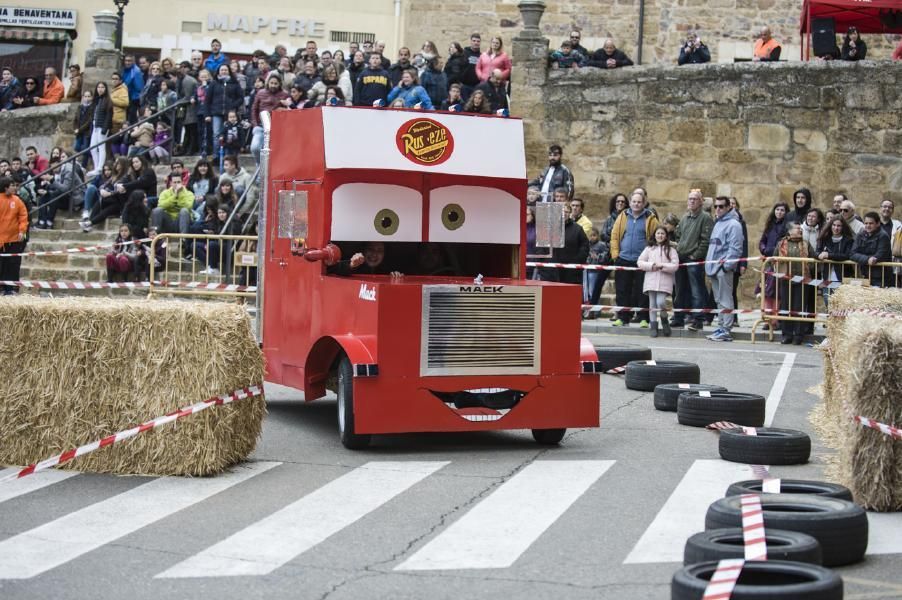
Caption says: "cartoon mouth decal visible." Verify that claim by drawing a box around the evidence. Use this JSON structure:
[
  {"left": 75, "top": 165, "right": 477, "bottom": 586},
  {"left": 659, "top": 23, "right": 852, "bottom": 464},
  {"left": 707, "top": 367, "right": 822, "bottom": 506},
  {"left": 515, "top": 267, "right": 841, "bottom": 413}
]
[{"left": 429, "top": 388, "right": 526, "bottom": 422}]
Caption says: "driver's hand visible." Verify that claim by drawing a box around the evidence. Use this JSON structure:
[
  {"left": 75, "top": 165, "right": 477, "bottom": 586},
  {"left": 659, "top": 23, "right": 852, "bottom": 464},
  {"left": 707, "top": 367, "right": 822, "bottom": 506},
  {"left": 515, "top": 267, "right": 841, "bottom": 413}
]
[{"left": 349, "top": 253, "right": 364, "bottom": 268}]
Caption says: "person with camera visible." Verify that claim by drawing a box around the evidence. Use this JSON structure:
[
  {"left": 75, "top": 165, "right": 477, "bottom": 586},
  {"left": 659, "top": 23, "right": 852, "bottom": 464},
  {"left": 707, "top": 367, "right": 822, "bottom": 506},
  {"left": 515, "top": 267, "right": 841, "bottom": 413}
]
[{"left": 678, "top": 32, "right": 711, "bottom": 65}]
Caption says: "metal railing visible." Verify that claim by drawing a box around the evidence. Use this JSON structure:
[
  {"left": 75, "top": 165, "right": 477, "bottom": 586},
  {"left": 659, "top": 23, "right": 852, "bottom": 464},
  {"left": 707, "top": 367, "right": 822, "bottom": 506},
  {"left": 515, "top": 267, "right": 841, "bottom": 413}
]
[
  {"left": 751, "top": 255, "right": 899, "bottom": 342},
  {"left": 148, "top": 233, "right": 257, "bottom": 299}
]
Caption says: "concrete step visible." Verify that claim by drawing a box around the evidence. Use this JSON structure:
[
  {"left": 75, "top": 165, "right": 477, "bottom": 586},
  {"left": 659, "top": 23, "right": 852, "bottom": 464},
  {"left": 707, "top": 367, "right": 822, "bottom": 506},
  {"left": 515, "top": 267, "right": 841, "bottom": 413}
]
[{"left": 28, "top": 228, "right": 116, "bottom": 243}]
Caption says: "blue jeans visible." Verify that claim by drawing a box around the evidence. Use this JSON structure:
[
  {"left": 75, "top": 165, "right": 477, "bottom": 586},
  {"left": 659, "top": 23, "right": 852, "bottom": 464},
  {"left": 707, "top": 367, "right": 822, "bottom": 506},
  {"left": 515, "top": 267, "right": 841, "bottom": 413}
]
[
  {"left": 672, "top": 262, "right": 707, "bottom": 325},
  {"left": 74, "top": 134, "right": 91, "bottom": 167},
  {"left": 250, "top": 126, "right": 264, "bottom": 164},
  {"left": 83, "top": 184, "right": 100, "bottom": 215},
  {"left": 209, "top": 115, "right": 224, "bottom": 156}
]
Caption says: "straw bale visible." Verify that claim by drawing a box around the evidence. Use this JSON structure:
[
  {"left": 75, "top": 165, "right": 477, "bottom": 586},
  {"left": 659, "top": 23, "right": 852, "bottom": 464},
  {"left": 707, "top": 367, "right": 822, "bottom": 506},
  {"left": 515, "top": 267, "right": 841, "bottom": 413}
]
[
  {"left": 0, "top": 296, "right": 265, "bottom": 477},
  {"left": 819, "top": 285, "right": 902, "bottom": 511}
]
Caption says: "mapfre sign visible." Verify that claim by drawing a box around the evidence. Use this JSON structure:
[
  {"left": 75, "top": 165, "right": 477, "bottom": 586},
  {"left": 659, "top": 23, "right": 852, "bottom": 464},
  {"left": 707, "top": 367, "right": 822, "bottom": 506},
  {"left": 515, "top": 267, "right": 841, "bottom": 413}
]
[{"left": 0, "top": 6, "right": 76, "bottom": 28}]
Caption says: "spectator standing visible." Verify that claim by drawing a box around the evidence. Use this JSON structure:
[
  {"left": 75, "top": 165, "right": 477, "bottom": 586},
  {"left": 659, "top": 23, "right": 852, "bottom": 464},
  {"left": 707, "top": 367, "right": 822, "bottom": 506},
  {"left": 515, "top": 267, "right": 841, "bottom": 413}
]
[
  {"left": 354, "top": 53, "right": 391, "bottom": 107},
  {"left": 583, "top": 227, "right": 609, "bottom": 316},
  {"left": 309, "top": 64, "right": 353, "bottom": 104},
  {"left": 387, "top": 69, "right": 433, "bottom": 108},
  {"left": 775, "top": 222, "right": 814, "bottom": 344},
  {"left": 35, "top": 67, "right": 64, "bottom": 105},
  {"left": 156, "top": 79, "right": 178, "bottom": 127},
  {"left": 294, "top": 61, "right": 321, "bottom": 95},
  {"left": 420, "top": 57, "right": 448, "bottom": 108},
  {"left": 529, "top": 144, "right": 574, "bottom": 201},
  {"left": 758, "top": 202, "right": 788, "bottom": 323},
  {"left": 151, "top": 174, "right": 194, "bottom": 234},
  {"left": 840, "top": 198, "right": 864, "bottom": 235},
  {"left": 550, "top": 41, "right": 586, "bottom": 69},
  {"left": 785, "top": 187, "right": 812, "bottom": 226},
  {"left": 610, "top": 191, "right": 659, "bottom": 326},
  {"left": 587, "top": 40, "right": 634, "bottom": 69},
  {"left": 474, "top": 68, "right": 508, "bottom": 112},
  {"left": 537, "top": 201, "right": 589, "bottom": 284},
  {"left": 638, "top": 225, "right": 680, "bottom": 337},
  {"left": 476, "top": 36, "right": 512, "bottom": 83},
  {"left": 194, "top": 69, "right": 212, "bottom": 158},
  {"left": 878, "top": 200, "right": 901, "bottom": 240},
  {"left": 89, "top": 82, "right": 113, "bottom": 173},
  {"left": 175, "top": 62, "right": 198, "bottom": 155},
  {"left": 347, "top": 51, "right": 367, "bottom": 88},
  {"left": 568, "top": 30, "right": 590, "bottom": 57},
  {"left": 816, "top": 216, "right": 855, "bottom": 308},
  {"left": 444, "top": 42, "right": 469, "bottom": 93},
  {"left": 678, "top": 32, "right": 711, "bottom": 64},
  {"left": 753, "top": 26, "right": 782, "bottom": 61},
  {"left": 73, "top": 91, "right": 95, "bottom": 167},
  {"left": 109, "top": 73, "right": 129, "bottom": 135},
  {"left": 569, "top": 197, "right": 593, "bottom": 237},
  {"left": 841, "top": 27, "right": 867, "bottom": 61},
  {"left": 389, "top": 47, "right": 413, "bottom": 87},
  {"left": 205, "top": 64, "right": 244, "bottom": 157},
  {"left": 274, "top": 57, "right": 296, "bottom": 91},
  {"left": 12, "top": 77, "right": 41, "bottom": 109},
  {"left": 850, "top": 212, "right": 892, "bottom": 286},
  {"left": 705, "top": 198, "right": 743, "bottom": 342},
  {"left": 204, "top": 39, "right": 229, "bottom": 75},
  {"left": 672, "top": 189, "right": 713, "bottom": 331},
  {"left": 122, "top": 55, "right": 144, "bottom": 122},
  {"left": 65, "top": 64, "right": 82, "bottom": 102},
  {"left": 250, "top": 74, "right": 288, "bottom": 164},
  {"left": 0, "top": 177, "right": 28, "bottom": 294},
  {"left": 139, "top": 61, "right": 163, "bottom": 114},
  {"left": 0, "top": 67, "right": 20, "bottom": 111},
  {"left": 801, "top": 208, "right": 824, "bottom": 253}
]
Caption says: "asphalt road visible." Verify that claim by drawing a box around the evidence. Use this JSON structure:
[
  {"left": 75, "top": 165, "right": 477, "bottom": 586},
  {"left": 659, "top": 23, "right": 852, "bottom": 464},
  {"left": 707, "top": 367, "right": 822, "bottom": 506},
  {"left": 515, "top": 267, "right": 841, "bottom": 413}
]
[{"left": 1, "top": 336, "right": 901, "bottom": 600}]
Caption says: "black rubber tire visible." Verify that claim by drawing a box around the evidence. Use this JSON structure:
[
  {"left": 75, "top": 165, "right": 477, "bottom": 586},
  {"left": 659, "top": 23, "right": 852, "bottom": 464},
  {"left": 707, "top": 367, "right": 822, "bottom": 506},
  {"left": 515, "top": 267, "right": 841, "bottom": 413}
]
[
  {"left": 336, "top": 356, "right": 371, "bottom": 450},
  {"left": 532, "top": 428, "right": 566, "bottom": 445},
  {"left": 705, "top": 493, "right": 868, "bottom": 567},
  {"left": 677, "top": 392, "right": 765, "bottom": 428},
  {"left": 654, "top": 383, "right": 727, "bottom": 412},
  {"left": 593, "top": 345, "right": 652, "bottom": 371},
  {"left": 671, "top": 560, "right": 842, "bottom": 600},
  {"left": 718, "top": 427, "right": 811, "bottom": 465},
  {"left": 725, "top": 480, "right": 853, "bottom": 502},
  {"left": 625, "top": 360, "right": 700, "bottom": 392},
  {"left": 683, "top": 528, "right": 822, "bottom": 565}
]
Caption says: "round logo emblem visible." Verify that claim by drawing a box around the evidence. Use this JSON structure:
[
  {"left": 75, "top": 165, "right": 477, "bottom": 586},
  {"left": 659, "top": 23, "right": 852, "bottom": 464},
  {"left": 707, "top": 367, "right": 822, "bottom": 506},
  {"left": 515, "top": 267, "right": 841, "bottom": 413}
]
[{"left": 396, "top": 118, "right": 454, "bottom": 166}]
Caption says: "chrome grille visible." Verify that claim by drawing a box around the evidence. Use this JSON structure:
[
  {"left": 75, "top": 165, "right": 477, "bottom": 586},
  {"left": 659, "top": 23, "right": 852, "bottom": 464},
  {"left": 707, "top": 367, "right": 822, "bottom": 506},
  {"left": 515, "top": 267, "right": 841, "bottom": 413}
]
[{"left": 421, "top": 286, "right": 541, "bottom": 376}]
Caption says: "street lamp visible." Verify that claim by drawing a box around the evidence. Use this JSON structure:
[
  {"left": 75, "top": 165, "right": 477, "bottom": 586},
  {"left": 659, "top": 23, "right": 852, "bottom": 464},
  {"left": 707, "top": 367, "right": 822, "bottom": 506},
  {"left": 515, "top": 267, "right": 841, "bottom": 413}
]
[{"left": 113, "top": 0, "right": 129, "bottom": 52}]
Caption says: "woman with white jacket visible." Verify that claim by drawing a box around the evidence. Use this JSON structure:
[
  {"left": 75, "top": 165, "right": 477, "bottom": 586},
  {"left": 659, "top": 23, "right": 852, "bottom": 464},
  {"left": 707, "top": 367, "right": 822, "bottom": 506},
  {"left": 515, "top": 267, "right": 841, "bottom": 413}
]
[{"left": 638, "top": 226, "right": 680, "bottom": 337}]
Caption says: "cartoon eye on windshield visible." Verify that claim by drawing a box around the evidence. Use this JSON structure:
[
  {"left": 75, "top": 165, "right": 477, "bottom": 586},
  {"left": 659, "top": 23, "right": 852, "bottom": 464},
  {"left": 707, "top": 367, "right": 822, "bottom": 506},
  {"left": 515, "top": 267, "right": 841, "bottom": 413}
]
[
  {"left": 440, "top": 203, "right": 465, "bottom": 231},
  {"left": 331, "top": 183, "right": 422, "bottom": 241},
  {"left": 429, "top": 186, "right": 519, "bottom": 244}
]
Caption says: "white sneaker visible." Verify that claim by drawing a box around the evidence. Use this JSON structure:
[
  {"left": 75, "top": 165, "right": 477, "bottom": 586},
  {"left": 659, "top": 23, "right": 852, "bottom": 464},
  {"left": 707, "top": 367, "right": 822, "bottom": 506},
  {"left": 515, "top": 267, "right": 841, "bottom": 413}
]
[
  {"left": 199, "top": 267, "right": 220, "bottom": 275},
  {"left": 81, "top": 210, "right": 90, "bottom": 220},
  {"left": 80, "top": 220, "right": 92, "bottom": 232}
]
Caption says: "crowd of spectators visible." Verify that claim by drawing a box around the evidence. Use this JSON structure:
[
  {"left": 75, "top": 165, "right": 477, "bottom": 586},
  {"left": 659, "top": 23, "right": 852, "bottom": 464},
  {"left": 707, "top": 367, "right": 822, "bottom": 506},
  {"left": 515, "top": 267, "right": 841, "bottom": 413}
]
[{"left": 526, "top": 144, "right": 902, "bottom": 343}]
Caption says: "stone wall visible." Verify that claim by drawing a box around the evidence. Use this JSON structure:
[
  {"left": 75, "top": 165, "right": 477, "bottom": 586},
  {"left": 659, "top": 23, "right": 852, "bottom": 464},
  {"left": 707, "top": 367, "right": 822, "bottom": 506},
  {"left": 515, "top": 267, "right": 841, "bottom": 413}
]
[
  {"left": 405, "top": 0, "right": 901, "bottom": 64},
  {"left": 0, "top": 103, "right": 78, "bottom": 161}
]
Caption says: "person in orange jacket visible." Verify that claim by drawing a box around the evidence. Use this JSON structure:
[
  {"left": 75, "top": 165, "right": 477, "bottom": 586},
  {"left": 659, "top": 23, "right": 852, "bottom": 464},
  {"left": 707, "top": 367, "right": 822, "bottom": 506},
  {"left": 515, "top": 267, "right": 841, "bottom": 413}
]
[
  {"left": 0, "top": 176, "right": 29, "bottom": 294},
  {"left": 35, "top": 67, "right": 65, "bottom": 105}
]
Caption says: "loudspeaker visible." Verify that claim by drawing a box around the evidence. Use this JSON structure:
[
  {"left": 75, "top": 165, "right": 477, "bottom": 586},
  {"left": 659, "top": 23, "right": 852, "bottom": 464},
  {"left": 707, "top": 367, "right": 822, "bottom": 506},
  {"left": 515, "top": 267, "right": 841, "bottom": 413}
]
[{"left": 812, "top": 17, "right": 837, "bottom": 57}]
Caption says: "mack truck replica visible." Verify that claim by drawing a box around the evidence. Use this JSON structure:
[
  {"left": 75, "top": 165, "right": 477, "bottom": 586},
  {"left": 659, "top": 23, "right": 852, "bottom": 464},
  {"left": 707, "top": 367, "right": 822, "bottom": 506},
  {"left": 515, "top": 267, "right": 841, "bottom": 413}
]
[{"left": 257, "top": 106, "right": 601, "bottom": 448}]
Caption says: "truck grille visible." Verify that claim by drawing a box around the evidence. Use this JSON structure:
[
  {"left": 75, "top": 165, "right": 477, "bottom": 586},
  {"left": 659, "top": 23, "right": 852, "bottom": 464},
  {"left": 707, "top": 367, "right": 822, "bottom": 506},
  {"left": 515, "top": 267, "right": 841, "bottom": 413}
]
[{"left": 420, "top": 286, "right": 541, "bottom": 376}]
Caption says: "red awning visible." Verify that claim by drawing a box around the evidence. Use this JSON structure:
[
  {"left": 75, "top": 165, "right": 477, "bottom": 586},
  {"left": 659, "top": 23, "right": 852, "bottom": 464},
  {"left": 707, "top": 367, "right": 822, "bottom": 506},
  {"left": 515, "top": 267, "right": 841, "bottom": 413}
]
[{"left": 800, "top": 0, "right": 902, "bottom": 34}]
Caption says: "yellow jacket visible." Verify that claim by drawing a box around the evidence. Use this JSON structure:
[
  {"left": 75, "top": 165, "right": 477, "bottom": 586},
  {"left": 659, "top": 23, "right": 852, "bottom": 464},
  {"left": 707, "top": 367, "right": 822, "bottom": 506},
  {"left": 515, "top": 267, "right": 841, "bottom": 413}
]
[
  {"left": 111, "top": 83, "right": 129, "bottom": 128},
  {"left": 610, "top": 209, "right": 660, "bottom": 261}
]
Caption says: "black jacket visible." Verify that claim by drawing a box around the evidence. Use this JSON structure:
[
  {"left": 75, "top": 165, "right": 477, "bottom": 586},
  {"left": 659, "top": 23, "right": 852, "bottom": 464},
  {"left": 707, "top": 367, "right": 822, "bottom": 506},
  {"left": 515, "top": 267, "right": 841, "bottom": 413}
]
[
  {"left": 75, "top": 103, "right": 96, "bottom": 137},
  {"left": 678, "top": 44, "right": 711, "bottom": 65},
  {"left": 389, "top": 61, "right": 412, "bottom": 87},
  {"left": 587, "top": 49, "right": 634, "bottom": 69},
  {"left": 92, "top": 99, "right": 113, "bottom": 133},
  {"left": 475, "top": 81, "right": 507, "bottom": 112},
  {"left": 528, "top": 164, "right": 575, "bottom": 200},
  {"left": 204, "top": 77, "right": 244, "bottom": 117},
  {"left": 1, "top": 78, "right": 20, "bottom": 110},
  {"left": 817, "top": 235, "right": 855, "bottom": 279},
  {"left": 121, "top": 168, "right": 158, "bottom": 199},
  {"left": 353, "top": 68, "right": 391, "bottom": 106},
  {"left": 461, "top": 47, "right": 481, "bottom": 86},
  {"left": 443, "top": 53, "right": 469, "bottom": 86},
  {"left": 850, "top": 229, "right": 891, "bottom": 285},
  {"left": 539, "top": 220, "right": 590, "bottom": 284},
  {"left": 841, "top": 40, "right": 867, "bottom": 61}
]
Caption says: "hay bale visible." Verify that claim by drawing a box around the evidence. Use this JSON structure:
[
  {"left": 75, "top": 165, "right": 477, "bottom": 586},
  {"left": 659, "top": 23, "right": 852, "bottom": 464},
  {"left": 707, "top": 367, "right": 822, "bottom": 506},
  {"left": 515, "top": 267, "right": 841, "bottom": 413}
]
[
  {"left": 820, "top": 286, "right": 902, "bottom": 511},
  {"left": 0, "top": 296, "right": 265, "bottom": 477}
]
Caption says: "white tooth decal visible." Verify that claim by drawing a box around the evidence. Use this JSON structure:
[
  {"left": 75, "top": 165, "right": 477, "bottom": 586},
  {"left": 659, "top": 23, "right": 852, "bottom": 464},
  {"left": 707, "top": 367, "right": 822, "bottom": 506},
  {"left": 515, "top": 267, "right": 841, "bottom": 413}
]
[{"left": 463, "top": 387, "right": 510, "bottom": 394}]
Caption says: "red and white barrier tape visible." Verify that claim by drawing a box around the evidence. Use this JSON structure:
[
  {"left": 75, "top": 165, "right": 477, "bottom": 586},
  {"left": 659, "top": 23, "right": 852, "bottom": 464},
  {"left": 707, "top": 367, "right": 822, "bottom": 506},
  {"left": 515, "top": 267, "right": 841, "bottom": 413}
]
[
  {"left": 854, "top": 416, "right": 902, "bottom": 440},
  {"left": 0, "top": 279, "right": 257, "bottom": 292},
  {"left": 740, "top": 494, "right": 768, "bottom": 561},
  {"left": 0, "top": 385, "right": 264, "bottom": 484},
  {"left": 605, "top": 366, "right": 626, "bottom": 375},
  {"left": 0, "top": 238, "right": 151, "bottom": 257},
  {"left": 706, "top": 421, "right": 740, "bottom": 431},
  {"left": 581, "top": 304, "right": 827, "bottom": 318},
  {"left": 527, "top": 256, "right": 760, "bottom": 272},
  {"left": 702, "top": 558, "right": 745, "bottom": 600},
  {"left": 830, "top": 308, "right": 902, "bottom": 322}
]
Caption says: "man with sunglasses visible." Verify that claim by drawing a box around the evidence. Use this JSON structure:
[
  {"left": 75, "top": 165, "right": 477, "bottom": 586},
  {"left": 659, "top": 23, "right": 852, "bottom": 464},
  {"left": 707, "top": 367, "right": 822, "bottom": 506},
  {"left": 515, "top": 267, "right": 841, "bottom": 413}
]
[
  {"left": 840, "top": 199, "right": 864, "bottom": 235},
  {"left": 568, "top": 30, "right": 590, "bottom": 57},
  {"left": 34, "top": 67, "right": 64, "bottom": 105},
  {"left": 704, "top": 197, "right": 743, "bottom": 342}
]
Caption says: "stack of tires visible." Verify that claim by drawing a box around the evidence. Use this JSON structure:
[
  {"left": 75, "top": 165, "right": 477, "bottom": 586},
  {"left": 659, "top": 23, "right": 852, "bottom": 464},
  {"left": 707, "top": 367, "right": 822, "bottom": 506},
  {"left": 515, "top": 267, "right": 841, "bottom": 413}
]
[{"left": 672, "top": 479, "right": 868, "bottom": 598}]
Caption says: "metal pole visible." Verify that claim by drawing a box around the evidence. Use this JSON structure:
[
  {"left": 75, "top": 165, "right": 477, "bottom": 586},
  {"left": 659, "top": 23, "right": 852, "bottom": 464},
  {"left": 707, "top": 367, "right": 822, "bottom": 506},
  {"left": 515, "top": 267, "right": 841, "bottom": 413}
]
[
  {"left": 115, "top": 6, "right": 124, "bottom": 52},
  {"left": 637, "top": 0, "right": 645, "bottom": 65}
]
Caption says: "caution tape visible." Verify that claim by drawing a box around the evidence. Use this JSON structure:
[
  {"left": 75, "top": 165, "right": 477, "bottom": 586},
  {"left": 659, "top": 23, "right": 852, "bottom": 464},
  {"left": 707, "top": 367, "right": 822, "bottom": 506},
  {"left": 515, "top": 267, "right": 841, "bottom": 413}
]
[
  {"left": 0, "top": 279, "right": 257, "bottom": 292},
  {"left": 0, "top": 385, "right": 264, "bottom": 484},
  {"left": 830, "top": 308, "right": 902, "bottom": 321},
  {"left": 740, "top": 494, "right": 767, "bottom": 561},
  {"left": 605, "top": 366, "right": 626, "bottom": 375},
  {"left": 854, "top": 416, "right": 902, "bottom": 440},
  {"left": 581, "top": 304, "right": 827, "bottom": 318},
  {"left": 702, "top": 558, "right": 745, "bottom": 599},
  {"left": 527, "top": 256, "right": 761, "bottom": 272},
  {"left": 0, "top": 238, "right": 151, "bottom": 257}
]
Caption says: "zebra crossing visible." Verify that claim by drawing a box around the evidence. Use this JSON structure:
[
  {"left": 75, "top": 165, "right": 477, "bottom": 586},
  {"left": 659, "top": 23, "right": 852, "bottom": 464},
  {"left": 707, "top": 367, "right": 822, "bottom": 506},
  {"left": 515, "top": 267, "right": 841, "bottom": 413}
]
[{"left": 0, "top": 459, "right": 900, "bottom": 581}]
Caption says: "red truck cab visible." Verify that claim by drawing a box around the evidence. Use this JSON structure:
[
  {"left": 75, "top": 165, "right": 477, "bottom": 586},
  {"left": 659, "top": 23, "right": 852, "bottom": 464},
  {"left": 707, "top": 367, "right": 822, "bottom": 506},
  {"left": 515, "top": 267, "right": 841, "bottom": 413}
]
[{"left": 258, "top": 106, "right": 600, "bottom": 448}]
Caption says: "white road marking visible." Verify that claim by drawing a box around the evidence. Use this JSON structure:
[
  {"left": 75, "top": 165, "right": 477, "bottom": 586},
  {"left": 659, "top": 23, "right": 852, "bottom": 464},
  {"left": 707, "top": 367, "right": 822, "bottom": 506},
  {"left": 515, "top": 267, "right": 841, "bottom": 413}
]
[
  {"left": 157, "top": 461, "right": 449, "bottom": 578},
  {"left": 0, "top": 469, "right": 78, "bottom": 504},
  {"left": 395, "top": 460, "right": 614, "bottom": 571},
  {"left": 0, "top": 461, "right": 280, "bottom": 579},
  {"left": 624, "top": 459, "right": 755, "bottom": 564},
  {"left": 764, "top": 352, "right": 795, "bottom": 426},
  {"left": 866, "top": 512, "right": 902, "bottom": 554}
]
